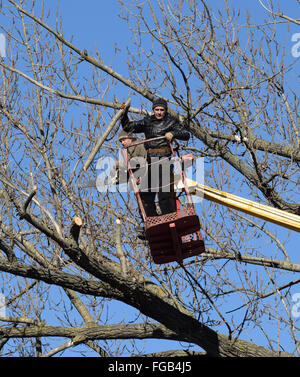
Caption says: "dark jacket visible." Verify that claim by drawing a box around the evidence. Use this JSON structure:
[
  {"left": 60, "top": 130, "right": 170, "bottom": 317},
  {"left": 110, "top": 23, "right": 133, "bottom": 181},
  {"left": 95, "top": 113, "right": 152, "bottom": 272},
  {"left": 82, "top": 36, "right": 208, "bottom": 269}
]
[
  {"left": 112, "top": 143, "right": 147, "bottom": 186},
  {"left": 122, "top": 113, "right": 190, "bottom": 153},
  {"left": 126, "top": 144, "right": 147, "bottom": 161}
]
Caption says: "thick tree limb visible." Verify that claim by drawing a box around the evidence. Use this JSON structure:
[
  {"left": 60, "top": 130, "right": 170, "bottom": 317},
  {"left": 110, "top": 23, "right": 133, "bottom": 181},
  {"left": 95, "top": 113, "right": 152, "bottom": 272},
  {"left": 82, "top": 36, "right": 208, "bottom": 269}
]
[
  {"left": 0, "top": 323, "right": 182, "bottom": 343},
  {"left": 201, "top": 248, "right": 300, "bottom": 273},
  {"left": 0, "top": 259, "right": 124, "bottom": 301},
  {"left": 83, "top": 98, "right": 131, "bottom": 171},
  {"left": 208, "top": 131, "right": 300, "bottom": 162},
  {"left": 2, "top": 196, "right": 296, "bottom": 356}
]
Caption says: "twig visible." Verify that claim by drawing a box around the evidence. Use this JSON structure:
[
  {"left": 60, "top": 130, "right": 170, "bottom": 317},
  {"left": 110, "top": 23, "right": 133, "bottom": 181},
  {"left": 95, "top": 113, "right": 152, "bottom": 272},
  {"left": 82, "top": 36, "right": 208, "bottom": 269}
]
[
  {"left": 0, "top": 315, "right": 44, "bottom": 326},
  {"left": 0, "top": 172, "right": 63, "bottom": 237},
  {"left": 41, "top": 339, "right": 74, "bottom": 357},
  {"left": 0, "top": 60, "right": 139, "bottom": 111},
  {"left": 258, "top": 0, "right": 300, "bottom": 26}
]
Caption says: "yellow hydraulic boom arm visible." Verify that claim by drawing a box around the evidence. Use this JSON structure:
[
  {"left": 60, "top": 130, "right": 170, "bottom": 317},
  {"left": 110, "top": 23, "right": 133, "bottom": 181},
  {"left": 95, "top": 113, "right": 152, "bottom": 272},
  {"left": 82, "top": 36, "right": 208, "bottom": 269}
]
[{"left": 175, "top": 176, "right": 300, "bottom": 233}]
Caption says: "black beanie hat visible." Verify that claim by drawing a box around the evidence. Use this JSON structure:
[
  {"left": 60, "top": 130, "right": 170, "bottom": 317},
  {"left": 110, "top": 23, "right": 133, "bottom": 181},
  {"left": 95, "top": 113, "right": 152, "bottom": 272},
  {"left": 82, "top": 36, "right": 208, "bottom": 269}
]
[{"left": 152, "top": 98, "right": 168, "bottom": 110}]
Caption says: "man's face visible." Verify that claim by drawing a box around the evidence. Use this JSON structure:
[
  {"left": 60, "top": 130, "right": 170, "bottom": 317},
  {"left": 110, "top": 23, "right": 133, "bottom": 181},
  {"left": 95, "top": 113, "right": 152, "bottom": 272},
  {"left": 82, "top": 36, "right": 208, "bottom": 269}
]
[
  {"left": 153, "top": 106, "right": 166, "bottom": 120},
  {"left": 121, "top": 138, "right": 133, "bottom": 148}
]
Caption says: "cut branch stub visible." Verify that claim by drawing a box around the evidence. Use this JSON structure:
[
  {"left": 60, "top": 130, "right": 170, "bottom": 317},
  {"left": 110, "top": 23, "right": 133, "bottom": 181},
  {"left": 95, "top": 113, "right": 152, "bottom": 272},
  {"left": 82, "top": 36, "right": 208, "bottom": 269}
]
[{"left": 69, "top": 216, "right": 83, "bottom": 244}]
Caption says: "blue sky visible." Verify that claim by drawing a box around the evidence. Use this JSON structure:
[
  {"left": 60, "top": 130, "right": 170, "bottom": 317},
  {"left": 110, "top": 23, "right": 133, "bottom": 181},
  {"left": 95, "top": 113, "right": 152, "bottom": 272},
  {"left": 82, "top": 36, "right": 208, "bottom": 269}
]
[
  {"left": 58, "top": 1, "right": 130, "bottom": 64},
  {"left": 56, "top": 0, "right": 300, "bottom": 61}
]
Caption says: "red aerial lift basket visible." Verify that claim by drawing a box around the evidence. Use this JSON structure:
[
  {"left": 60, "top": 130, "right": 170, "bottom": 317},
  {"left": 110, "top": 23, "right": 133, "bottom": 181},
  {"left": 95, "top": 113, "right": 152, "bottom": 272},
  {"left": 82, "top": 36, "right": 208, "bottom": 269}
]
[
  {"left": 122, "top": 136, "right": 205, "bottom": 264},
  {"left": 144, "top": 206, "right": 205, "bottom": 264}
]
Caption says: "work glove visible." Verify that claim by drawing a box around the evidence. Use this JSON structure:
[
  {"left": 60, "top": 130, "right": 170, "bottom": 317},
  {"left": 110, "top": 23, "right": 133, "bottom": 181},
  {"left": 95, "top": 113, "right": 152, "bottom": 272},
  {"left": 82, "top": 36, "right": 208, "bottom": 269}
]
[
  {"left": 165, "top": 132, "right": 174, "bottom": 142},
  {"left": 120, "top": 102, "right": 129, "bottom": 127}
]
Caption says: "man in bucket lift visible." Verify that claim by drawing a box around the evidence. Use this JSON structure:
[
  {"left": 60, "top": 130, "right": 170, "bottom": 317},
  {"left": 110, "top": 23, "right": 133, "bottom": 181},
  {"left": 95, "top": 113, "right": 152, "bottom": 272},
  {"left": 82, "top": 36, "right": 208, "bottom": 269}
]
[
  {"left": 121, "top": 98, "right": 190, "bottom": 228},
  {"left": 116, "top": 129, "right": 147, "bottom": 186}
]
